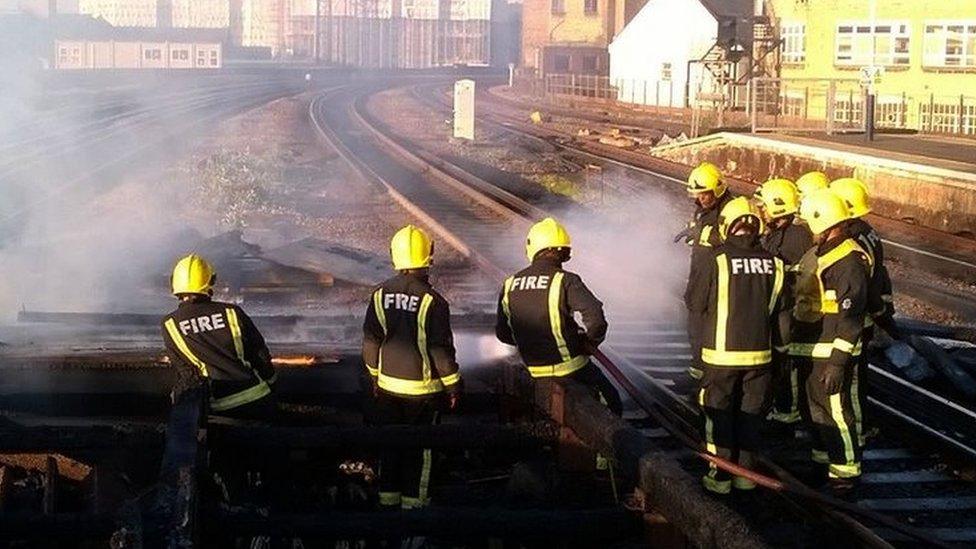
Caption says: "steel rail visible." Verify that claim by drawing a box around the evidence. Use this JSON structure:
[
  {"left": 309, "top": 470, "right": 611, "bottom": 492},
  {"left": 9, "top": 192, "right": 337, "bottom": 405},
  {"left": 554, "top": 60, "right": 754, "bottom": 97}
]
[{"left": 308, "top": 85, "right": 948, "bottom": 547}]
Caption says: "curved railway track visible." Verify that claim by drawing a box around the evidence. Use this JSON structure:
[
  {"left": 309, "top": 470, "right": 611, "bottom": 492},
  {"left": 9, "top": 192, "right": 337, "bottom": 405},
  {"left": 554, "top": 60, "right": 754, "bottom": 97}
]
[{"left": 309, "top": 81, "right": 976, "bottom": 547}]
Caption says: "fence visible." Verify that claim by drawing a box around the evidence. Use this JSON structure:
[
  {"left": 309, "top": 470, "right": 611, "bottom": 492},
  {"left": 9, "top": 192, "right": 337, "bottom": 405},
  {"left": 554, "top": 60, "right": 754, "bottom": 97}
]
[
  {"left": 749, "top": 77, "right": 976, "bottom": 136},
  {"left": 513, "top": 73, "right": 976, "bottom": 137}
]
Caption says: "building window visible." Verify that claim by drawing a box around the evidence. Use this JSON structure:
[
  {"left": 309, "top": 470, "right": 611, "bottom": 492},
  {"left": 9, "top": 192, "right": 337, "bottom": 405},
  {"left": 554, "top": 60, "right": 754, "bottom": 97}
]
[
  {"left": 923, "top": 21, "right": 976, "bottom": 68},
  {"left": 583, "top": 55, "right": 598, "bottom": 72},
  {"left": 210, "top": 51, "right": 219, "bottom": 66},
  {"left": 835, "top": 21, "right": 910, "bottom": 67},
  {"left": 551, "top": 0, "right": 565, "bottom": 15},
  {"left": 584, "top": 0, "right": 597, "bottom": 15},
  {"left": 661, "top": 62, "right": 672, "bottom": 80},
  {"left": 781, "top": 24, "right": 805, "bottom": 64},
  {"left": 553, "top": 54, "right": 570, "bottom": 73},
  {"left": 197, "top": 50, "right": 207, "bottom": 67},
  {"left": 144, "top": 49, "right": 161, "bottom": 61}
]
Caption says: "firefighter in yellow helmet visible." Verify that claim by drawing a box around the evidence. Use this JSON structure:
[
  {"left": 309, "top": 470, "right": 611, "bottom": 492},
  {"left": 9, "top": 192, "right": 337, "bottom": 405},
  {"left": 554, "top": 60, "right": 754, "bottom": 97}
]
[
  {"left": 793, "top": 190, "right": 871, "bottom": 490},
  {"left": 496, "top": 217, "right": 621, "bottom": 415},
  {"left": 755, "top": 178, "right": 814, "bottom": 424},
  {"left": 831, "top": 177, "right": 898, "bottom": 447},
  {"left": 161, "top": 254, "right": 278, "bottom": 419},
  {"left": 795, "top": 171, "right": 830, "bottom": 199},
  {"left": 686, "top": 197, "right": 785, "bottom": 494},
  {"left": 363, "top": 225, "right": 462, "bottom": 509},
  {"left": 682, "top": 162, "right": 737, "bottom": 380}
]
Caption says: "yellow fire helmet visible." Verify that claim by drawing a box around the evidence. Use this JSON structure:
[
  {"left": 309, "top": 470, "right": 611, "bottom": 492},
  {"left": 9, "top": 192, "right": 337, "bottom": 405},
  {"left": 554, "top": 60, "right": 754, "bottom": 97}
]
[
  {"left": 718, "top": 196, "right": 764, "bottom": 240},
  {"left": 171, "top": 254, "right": 216, "bottom": 296},
  {"left": 756, "top": 178, "right": 800, "bottom": 219},
  {"left": 526, "top": 217, "right": 571, "bottom": 260},
  {"left": 799, "top": 189, "right": 851, "bottom": 235},
  {"left": 391, "top": 225, "right": 434, "bottom": 271},
  {"left": 687, "top": 162, "right": 727, "bottom": 197},
  {"left": 795, "top": 171, "right": 830, "bottom": 198},
  {"left": 830, "top": 177, "right": 872, "bottom": 218}
]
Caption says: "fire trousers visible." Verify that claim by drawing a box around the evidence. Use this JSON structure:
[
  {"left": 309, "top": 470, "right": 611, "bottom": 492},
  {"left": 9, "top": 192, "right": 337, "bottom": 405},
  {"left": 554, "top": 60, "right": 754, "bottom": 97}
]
[
  {"left": 771, "top": 356, "right": 803, "bottom": 423},
  {"left": 799, "top": 357, "right": 862, "bottom": 479},
  {"left": 373, "top": 391, "right": 441, "bottom": 509},
  {"left": 698, "top": 367, "right": 772, "bottom": 493},
  {"left": 568, "top": 362, "right": 623, "bottom": 417}
]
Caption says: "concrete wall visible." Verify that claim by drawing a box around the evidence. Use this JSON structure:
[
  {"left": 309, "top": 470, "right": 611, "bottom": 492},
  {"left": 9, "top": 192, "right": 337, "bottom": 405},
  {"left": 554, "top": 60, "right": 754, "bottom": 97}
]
[{"left": 653, "top": 132, "right": 976, "bottom": 235}]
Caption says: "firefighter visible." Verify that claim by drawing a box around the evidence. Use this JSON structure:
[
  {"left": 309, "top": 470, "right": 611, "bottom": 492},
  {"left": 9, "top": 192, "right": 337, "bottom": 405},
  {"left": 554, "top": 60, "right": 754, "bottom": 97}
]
[
  {"left": 161, "top": 254, "right": 278, "bottom": 419},
  {"left": 686, "top": 197, "right": 785, "bottom": 494},
  {"left": 682, "top": 162, "right": 736, "bottom": 380},
  {"left": 496, "top": 217, "right": 622, "bottom": 416},
  {"left": 831, "top": 177, "right": 899, "bottom": 447},
  {"left": 363, "top": 225, "right": 462, "bottom": 509},
  {"left": 795, "top": 171, "right": 830, "bottom": 199},
  {"left": 793, "top": 190, "right": 871, "bottom": 489},
  {"left": 755, "top": 178, "right": 814, "bottom": 424}
]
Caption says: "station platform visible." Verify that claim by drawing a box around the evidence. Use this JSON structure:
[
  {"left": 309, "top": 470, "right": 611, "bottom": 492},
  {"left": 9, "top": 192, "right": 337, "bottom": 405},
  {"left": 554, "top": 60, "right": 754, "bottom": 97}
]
[{"left": 777, "top": 133, "right": 976, "bottom": 175}]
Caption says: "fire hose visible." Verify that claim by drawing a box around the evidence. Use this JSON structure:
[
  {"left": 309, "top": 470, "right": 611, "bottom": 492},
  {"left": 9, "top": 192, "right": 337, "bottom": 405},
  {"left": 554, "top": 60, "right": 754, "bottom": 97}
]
[{"left": 591, "top": 348, "right": 950, "bottom": 549}]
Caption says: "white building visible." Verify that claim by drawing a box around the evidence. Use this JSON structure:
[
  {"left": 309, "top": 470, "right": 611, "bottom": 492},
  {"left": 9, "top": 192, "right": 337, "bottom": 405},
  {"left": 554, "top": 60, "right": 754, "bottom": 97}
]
[{"left": 609, "top": 0, "right": 757, "bottom": 107}]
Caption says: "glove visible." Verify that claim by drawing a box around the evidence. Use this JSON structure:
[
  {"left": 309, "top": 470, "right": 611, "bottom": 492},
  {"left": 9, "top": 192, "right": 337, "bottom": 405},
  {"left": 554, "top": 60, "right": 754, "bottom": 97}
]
[
  {"left": 446, "top": 379, "right": 464, "bottom": 411},
  {"left": 673, "top": 226, "right": 694, "bottom": 244},
  {"left": 820, "top": 364, "right": 846, "bottom": 394}
]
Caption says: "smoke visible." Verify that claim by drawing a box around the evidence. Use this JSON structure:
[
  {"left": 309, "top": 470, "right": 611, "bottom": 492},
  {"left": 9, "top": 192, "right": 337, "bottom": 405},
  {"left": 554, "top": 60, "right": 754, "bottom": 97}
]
[{"left": 0, "top": 17, "right": 239, "bottom": 324}]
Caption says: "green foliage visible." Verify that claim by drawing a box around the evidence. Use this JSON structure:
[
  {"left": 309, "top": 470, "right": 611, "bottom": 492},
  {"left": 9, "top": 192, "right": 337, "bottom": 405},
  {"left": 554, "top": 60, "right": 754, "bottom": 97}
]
[
  {"left": 535, "top": 173, "right": 580, "bottom": 198},
  {"left": 193, "top": 149, "right": 275, "bottom": 229}
]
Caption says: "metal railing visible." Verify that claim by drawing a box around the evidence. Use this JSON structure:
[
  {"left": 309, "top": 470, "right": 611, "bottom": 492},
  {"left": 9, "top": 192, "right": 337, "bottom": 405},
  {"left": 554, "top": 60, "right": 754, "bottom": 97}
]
[{"left": 512, "top": 73, "right": 976, "bottom": 137}]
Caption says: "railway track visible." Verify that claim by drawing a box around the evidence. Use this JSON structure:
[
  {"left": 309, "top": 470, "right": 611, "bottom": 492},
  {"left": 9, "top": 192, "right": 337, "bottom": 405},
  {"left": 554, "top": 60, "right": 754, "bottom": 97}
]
[
  {"left": 309, "top": 81, "right": 976, "bottom": 546},
  {"left": 0, "top": 76, "right": 306, "bottom": 236}
]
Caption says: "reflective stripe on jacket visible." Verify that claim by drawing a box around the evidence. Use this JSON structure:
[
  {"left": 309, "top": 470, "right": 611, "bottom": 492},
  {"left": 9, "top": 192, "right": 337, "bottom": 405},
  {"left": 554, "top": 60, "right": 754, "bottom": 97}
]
[
  {"left": 496, "top": 257, "right": 606, "bottom": 378},
  {"left": 363, "top": 273, "right": 461, "bottom": 396},
  {"left": 161, "top": 299, "right": 276, "bottom": 412},
  {"left": 687, "top": 239, "right": 785, "bottom": 368}
]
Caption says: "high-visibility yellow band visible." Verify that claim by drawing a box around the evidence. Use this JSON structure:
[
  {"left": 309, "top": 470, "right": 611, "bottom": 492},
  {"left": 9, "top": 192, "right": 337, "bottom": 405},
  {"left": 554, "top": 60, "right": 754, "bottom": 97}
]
[
  {"left": 373, "top": 290, "right": 387, "bottom": 333},
  {"left": 225, "top": 307, "right": 251, "bottom": 371},
  {"left": 401, "top": 496, "right": 428, "bottom": 509},
  {"left": 548, "top": 272, "right": 571, "bottom": 363},
  {"left": 732, "top": 476, "right": 756, "bottom": 491},
  {"left": 266, "top": 372, "right": 279, "bottom": 385},
  {"left": 789, "top": 340, "right": 862, "bottom": 358},
  {"left": 210, "top": 381, "right": 271, "bottom": 412},
  {"left": 417, "top": 293, "right": 434, "bottom": 382},
  {"left": 702, "top": 475, "right": 730, "bottom": 494},
  {"left": 702, "top": 348, "right": 772, "bottom": 367},
  {"left": 502, "top": 276, "right": 515, "bottom": 339},
  {"left": 829, "top": 462, "right": 861, "bottom": 479},
  {"left": 526, "top": 355, "right": 588, "bottom": 378},
  {"left": 365, "top": 364, "right": 379, "bottom": 377},
  {"left": 770, "top": 257, "right": 785, "bottom": 315},
  {"left": 379, "top": 492, "right": 402, "bottom": 506},
  {"left": 699, "top": 388, "right": 718, "bottom": 456},
  {"left": 164, "top": 318, "right": 208, "bottom": 378},
  {"left": 439, "top": 372, "right": 461, "bottom": 387},
  {"left": 811, "top": 449, "right": 830, "bottom": 464},
  {"left": 698, "top": 225, "right": 713, "bottom": 247},
  {"left": 377, "top": 373, "right": 445, "bottom": 396},
  {"left": 829, "top": 392, "right": 856, "bottom": 465},
  {"left": 714, "top": 254, "right": 729, "bottom": 351},
  {"left": 418, "top": 447, "right": 432, "bottom": 503}
]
